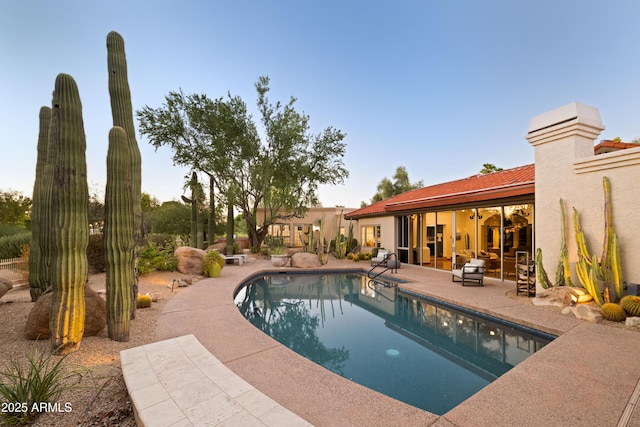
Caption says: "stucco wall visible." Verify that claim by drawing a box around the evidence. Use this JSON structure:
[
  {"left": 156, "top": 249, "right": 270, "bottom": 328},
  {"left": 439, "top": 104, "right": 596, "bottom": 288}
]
[
  {"left": 356, "top": 216, "right": 396, "bottom": 251},
  {"left": 528, "top": 102, "right": 640, "bottom": 290}
]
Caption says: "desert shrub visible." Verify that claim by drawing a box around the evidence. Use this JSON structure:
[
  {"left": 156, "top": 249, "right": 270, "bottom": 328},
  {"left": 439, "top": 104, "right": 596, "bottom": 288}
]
[
  {"left": 138, "top": 238, "right": 178, "bottom": 275},
  {"left": 146, "top": 233, "right": 176, "bottom": 247},
  {"left": 86, "top": 234, "right": 106, "bottom": 273},
  {"left": 0, "top": 348, "right": 85, "bottom": 425},
  {"left": 0, "top": 231, "right": 31, "bottom": 259}
]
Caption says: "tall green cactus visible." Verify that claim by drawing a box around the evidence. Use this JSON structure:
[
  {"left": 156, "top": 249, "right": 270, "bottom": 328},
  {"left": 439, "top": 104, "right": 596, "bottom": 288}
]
[
  {"left": 573, "top": 176, "right": 623, "bottom": 305},
  {"left": 104, "top": 126, "right": 135, "bottom": 341},
  {"left": 29, "top": 106, "right": 51, "bottom": 301},
  {"left": 48, "top": 74, "right": 89, "bottom": 355},
  {"left": 107, "top": 31, "right": 142, "bottom": 318},
  {"left": 555, "top": 199, "right": 573, "bottom": 287}
]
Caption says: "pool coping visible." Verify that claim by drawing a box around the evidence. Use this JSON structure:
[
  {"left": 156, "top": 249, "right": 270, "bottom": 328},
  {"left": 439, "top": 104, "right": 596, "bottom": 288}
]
[{"left": 149, "top": 257, "right": 640, "bottom": 426}]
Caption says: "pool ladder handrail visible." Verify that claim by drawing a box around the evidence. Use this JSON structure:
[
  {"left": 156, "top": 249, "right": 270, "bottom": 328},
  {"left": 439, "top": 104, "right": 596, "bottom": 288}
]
[{"left": 368, "top": 252, "right": 399, "bottom": 290}]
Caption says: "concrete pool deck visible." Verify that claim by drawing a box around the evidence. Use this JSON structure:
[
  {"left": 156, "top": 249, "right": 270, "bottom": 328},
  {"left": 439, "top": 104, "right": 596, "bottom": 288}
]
[{"left": 149, "top": 256, "right": 640, "bottom": 426}]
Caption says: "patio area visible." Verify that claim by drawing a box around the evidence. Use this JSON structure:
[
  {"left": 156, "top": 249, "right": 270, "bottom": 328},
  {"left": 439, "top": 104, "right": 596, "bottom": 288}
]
[{"left": 145, "top": 256, "right": 640, "bottom": 426}]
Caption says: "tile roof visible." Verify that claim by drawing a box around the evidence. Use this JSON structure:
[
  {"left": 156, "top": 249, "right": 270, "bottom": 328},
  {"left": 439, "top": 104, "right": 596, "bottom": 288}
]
[
  {"left": 594, "top": 140, "right": 639, "bottom": 154},
  {"left": 346, "top": 164, "right": 535, "bottom": 219}
]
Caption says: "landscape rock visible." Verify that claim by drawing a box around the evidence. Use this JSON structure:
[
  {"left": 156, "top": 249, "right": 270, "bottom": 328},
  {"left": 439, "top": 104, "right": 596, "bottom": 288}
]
[
  {"left": 205, "top": 242, "right": 226, "bottom": 253},
  {"left": 290, "top": 252, "right": 321, "bottom": 268},
  {"left": 625, "top": 317, "right": 640, "bottom": 328},
  {"left": 0, "top": 277, "right": 13, "bottom": 291},
  {"left": 25, "top": 286, "right": 107, "bottom": 340},
  {"left": 570, "top": 304, "right": 603, "bottom": 323},
  {"left": 0, "top": 282, "right": 8, "bottom": 299},
  {"left": 174, "top": 246, "right": 206, "bottom": 275}
]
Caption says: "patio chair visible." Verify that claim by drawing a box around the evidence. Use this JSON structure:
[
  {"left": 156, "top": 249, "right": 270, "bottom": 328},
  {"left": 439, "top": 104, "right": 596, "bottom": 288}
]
[
  {"left": 451, "top": 258, "right": 486, "bottom": 286},
  {"left": 371, "top": 249, "right": 390, "bottom": 266}
]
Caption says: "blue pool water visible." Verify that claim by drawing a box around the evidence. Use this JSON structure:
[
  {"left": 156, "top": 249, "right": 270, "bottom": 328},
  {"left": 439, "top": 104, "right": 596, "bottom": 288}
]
[{"left": 234, "top": 272, "right": 553, "bottom": 415}]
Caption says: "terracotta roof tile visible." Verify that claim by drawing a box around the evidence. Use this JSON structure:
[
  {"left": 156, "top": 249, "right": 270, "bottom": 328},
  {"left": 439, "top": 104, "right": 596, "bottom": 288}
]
[
  {"left": 346, "top": 164, "right": 535, "bottom": 219},
  {"left": 594, "top": 140, "right": 639, "bottom": 154}
]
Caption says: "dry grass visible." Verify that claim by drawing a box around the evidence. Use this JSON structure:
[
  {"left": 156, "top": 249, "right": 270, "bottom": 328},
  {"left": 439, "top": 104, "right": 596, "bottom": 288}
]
[{"left": 0, "top": 270, "right": 190, "bottom": 426}]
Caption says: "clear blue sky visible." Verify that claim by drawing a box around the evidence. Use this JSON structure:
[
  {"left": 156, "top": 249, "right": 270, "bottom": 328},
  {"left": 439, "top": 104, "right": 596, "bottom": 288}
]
[{"left": 2, "top": 1, "right": 639, "bottom": 208}]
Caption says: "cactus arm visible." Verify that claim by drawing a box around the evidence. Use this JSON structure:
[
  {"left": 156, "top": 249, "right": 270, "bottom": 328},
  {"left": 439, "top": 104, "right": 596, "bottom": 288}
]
[
  {"left": 535, "top": 248, "right": 552, "bottom": 289},
  {"left": 573, "top": 208, "right": 592, "bottom": 265},
  {"left": 611, "top": 233, "right": 624, "bottom": 300},
  {"left": 601, "top": 177, "right": 612, "bottom": 266},
  {"left": 104, "top": 126, "right": 135, "bottom": 341},
  {"left": 558, "top": 199, "right": 573, "bottom": 287},
  {"left": 48, "top": 74, "right": 88, "bottom": 354},
  {"left": 29, "top": 106, "right": 52, "bottom": 301},
  {"left": 107, "top": 31, "right": 142, "bottom": 320},
  {"left": 576, "top": 257, "right": 604, "bottom": 306}
]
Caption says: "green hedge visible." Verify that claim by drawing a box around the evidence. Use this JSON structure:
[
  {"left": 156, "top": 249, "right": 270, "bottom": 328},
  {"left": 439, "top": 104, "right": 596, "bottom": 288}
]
[{"left": 0, "top": 232, "right": 31, "bottom": 259}]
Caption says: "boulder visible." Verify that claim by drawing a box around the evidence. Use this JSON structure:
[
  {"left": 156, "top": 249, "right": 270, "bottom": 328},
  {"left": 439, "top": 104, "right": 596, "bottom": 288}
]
[
  {"left": 570, "top": 304, "right": 603, "bottom": 323},
  {"left": 25, "top": 286, "right": 107, "bottom": 340},
  {"left": 533, "top": 287, "right": 577, "bottom": 308},
  {"left": 0, "top": 277, "right": 13, "bottom": 291},
  {"left": 0, "top": 282, "right": 8, "bottom": 299},
  {"left": 290, "top": 252, "right": 321, "bottom": 268},
  {"left": 174, "top": 246, "right": 206, "bottom": 275},
  {"left": 205, "top": 242, "right": 227, "bottom": 253}
]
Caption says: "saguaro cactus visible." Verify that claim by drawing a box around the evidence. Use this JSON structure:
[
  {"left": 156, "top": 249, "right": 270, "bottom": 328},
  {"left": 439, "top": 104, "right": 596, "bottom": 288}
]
[
  {"left": 107, "top": 31, "right": 142, "bottom": 318},
  {"left": 48, "top": 74, "right": 89, "bottom": 354},
  {"left": 29, "top": 106, "right": 52, "bottom": 301},
  {"left": 104, "top": 126, "right": 134, "bottom": 341}
]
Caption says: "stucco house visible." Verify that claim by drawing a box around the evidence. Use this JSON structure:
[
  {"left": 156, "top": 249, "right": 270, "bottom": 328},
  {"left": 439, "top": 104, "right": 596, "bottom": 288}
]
[{"left": 265, "top": 102, "right": 640, "bottom": 293}]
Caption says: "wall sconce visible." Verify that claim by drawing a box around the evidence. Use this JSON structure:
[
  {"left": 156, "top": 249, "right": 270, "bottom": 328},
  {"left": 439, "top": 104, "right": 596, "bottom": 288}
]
[
  {"left": 469, "top": 212, "right": 483, "bottom": 220},
  {"left": 514, "top": 208, "right": 530, "bottom": 217}
]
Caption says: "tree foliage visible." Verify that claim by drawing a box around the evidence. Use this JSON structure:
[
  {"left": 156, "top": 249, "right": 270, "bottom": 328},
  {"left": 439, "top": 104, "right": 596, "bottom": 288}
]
[
  {"left": 370, "top": 166, "right": 423, "bottom": 204},
  {"left": 137, "top": 76, "right": 348, "bottom": 248},
  {"left": 479, "top": 163, "right": 503, "bottom": 174},
  {"left": 0, "top": 189, "right": 31, "bottom": 227}
]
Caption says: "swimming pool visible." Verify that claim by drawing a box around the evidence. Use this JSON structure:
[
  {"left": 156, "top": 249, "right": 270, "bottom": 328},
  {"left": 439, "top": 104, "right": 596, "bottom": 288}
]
[{"left": 234, "top": 272, "right": 553, "bottom": 415}]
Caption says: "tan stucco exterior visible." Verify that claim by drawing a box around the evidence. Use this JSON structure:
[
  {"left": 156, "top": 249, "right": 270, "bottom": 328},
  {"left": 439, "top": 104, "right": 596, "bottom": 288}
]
[{"left": 527, "top": 102, "right": 640, "bottom": 290}]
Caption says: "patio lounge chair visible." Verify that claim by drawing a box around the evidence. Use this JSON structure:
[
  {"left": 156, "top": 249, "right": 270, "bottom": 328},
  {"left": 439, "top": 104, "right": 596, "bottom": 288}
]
[
  {"left": 220, "top": 253, "right": 249, "bottom": 265},
  {"left": 371, "top": 249, "right": 390, "bottom": 266},
  {"left": 452, "top": 258, "right": 486, "bottom": 286}
]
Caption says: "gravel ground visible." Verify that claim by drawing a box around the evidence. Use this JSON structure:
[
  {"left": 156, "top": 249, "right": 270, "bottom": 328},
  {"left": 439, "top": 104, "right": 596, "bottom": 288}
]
[{"left": 0, "top": 270, "right": 192, "bottom": 426}]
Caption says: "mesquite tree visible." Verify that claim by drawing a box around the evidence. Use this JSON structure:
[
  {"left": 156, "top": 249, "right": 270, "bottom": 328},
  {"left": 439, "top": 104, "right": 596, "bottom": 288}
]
[
  {"left": 107, "top": 31, "right": 142, "bottom": 319},
  {"left": 47, "top": 73, "right": 89, "bottom": 355},
  {"left": 29, "top": 106, "right": 51, "bottom": 301},
  {"left": 104, "top": 126, "right": 135, "bottom": 341}
]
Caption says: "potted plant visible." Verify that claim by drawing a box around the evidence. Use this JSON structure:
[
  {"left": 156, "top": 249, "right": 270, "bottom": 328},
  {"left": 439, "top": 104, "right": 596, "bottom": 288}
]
[{"left": 268, "top": 235, "right": 289, "bottom": 267}]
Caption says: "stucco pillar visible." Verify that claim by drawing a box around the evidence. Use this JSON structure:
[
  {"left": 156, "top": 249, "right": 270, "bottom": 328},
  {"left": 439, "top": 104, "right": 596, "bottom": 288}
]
[{"left": 526, "top": 102, "right": 604, "bottom": 291}]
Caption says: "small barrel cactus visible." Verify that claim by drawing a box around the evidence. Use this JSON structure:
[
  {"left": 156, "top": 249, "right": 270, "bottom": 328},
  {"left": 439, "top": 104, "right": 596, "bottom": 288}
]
[
  {"left": 137, "top": 293, "right": 152, "bottom": 308},
  {"left": 620, "top": 295, "right": 640, "bottom": 317},
  {"left": 600, "top": 303, "right": 626, "bottom": 322}
]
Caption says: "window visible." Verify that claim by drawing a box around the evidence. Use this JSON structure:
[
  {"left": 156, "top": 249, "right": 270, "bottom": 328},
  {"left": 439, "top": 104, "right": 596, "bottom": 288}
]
[
  {"left": 361, "top": 225, "right": 381, "bottom": 248},
  {"left": 293, "top": 224, "right": 312, "bottom": 247},
  {"left": 267, "top": 223, "right": 291, "bottom": 246}
]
